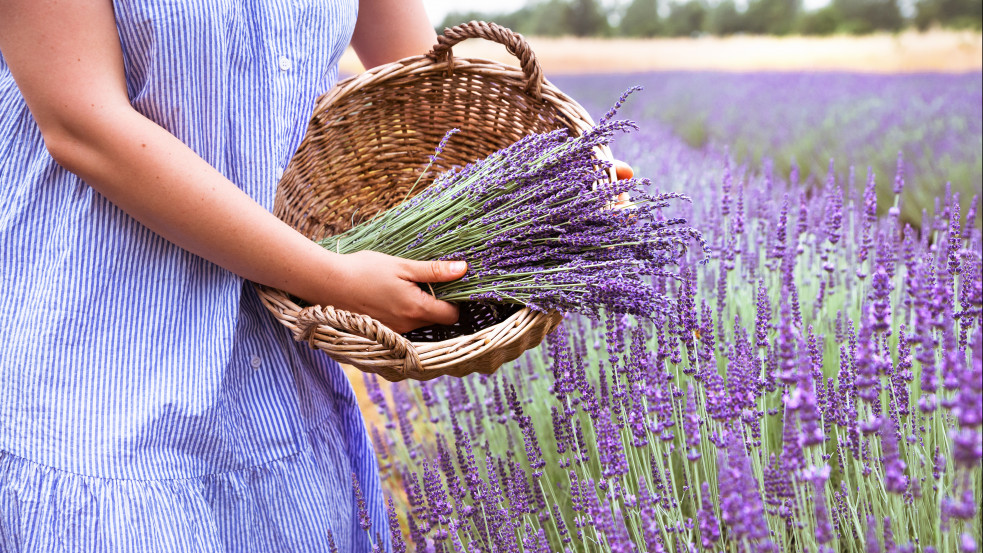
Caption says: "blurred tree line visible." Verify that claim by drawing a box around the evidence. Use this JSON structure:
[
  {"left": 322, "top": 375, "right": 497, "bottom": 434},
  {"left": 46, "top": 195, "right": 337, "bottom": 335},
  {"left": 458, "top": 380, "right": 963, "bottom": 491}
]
[{"left": 439, "top": 0, "right": 981, "bottom": 37}]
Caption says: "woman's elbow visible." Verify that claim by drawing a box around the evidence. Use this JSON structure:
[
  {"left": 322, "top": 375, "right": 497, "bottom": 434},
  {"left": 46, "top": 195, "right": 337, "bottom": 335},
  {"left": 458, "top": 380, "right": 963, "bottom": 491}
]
[
  {"left": 33, "top": 105, "right": 130, "bottom": 175},
  {"left": 39, "top": 126, "right": 84, "bottom": 170}
]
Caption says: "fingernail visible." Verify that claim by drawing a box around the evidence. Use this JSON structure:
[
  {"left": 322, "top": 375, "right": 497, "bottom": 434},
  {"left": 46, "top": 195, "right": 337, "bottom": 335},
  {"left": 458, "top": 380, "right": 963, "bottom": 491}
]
[{"left": 449, "top": 261, "right": 467, "bottom": 273}]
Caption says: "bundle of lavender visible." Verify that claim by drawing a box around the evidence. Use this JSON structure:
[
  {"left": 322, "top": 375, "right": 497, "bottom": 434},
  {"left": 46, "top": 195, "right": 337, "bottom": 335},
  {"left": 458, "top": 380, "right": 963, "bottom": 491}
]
[{"left": 321, "top": 94, "right": 706, "bottom": 328}]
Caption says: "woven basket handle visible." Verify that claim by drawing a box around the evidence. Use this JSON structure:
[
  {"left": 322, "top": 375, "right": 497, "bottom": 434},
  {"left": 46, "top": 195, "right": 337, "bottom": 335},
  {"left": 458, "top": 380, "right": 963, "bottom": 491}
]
[
  {"left": 294, "top": 304, "right": 422, "bottom": 379},
  {"left": 428, "top": 20, "right": 544, "bottom": 99}
]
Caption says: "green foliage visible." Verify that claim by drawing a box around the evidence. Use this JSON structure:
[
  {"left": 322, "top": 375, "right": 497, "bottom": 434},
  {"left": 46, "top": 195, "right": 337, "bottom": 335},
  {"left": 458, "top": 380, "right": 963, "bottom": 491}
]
[
  {"left": 744, "top": 0, "right": 802, "bottom": 34},
  {"left": 620, "top": 0, "right": 663, "bottom": 37},
  {"left": 706, "top": 0, "right": 747, "bottom": 35},
  {"left": 664, "top": 0, "right": 708, "bottom": 36},
  {"left": 833, "top": 0, "right": 904, "bottom": 32},
  {"left": 796, "top": 5, "right": 844, "bottom": 34},
  {"left": 568, "top": 0, "right": 612, "bottom": 35},
  {"left": 437, "top": 0, "right": 980, "bottom": 36},
  {"left": 915, "top": 0, "right": 983, "bottom": 29},
  {"left": 438, "top": 1, "right": 574, "bottom": 37}
]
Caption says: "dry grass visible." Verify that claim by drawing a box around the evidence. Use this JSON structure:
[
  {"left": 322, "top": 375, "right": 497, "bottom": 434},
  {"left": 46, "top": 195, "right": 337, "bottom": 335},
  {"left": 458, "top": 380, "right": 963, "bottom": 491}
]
[{"left": 339, "top": 29, "right": 982, "bottom": 75}]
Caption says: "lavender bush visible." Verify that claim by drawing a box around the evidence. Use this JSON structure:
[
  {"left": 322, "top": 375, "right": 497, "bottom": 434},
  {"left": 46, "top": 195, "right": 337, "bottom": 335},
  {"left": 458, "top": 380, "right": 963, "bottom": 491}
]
[
  {"left": 551, "top": 72, "right": 982, "bottom": 229},
  {"left": 348, "top": 81, "right": 982, "bottom": 552}
]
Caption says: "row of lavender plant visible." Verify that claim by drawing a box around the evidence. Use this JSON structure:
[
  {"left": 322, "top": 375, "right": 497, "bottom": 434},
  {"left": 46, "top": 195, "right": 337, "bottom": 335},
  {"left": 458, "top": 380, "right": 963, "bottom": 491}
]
[
  {"left": 345, "top": 129, "right": 982, "bottom": 552},
  {"left": 550, "top": 71, "right": 983, "bottom": 230}
]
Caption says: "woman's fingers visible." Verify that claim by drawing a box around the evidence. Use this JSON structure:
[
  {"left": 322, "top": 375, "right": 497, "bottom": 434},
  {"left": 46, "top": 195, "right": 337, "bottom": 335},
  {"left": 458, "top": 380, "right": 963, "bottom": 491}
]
[
  {"left": 614, "top": 160, "right": 634, "bottom": 180},
  {"left": 399, "top": 259, "right": 467, "bottom": 327},
  {"left": 334, "top": 251, "right": 468, "bottom": 332},
  {"left": 611, "top": 160, "right": 634, "bottom": 209},
  {"left": 400, "top": 259, "right": 468, "bottom": 284}
]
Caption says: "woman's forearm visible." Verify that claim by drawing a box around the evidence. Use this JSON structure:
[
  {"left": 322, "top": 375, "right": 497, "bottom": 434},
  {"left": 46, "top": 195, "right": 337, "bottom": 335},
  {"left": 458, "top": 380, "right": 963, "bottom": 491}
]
[
  {"left": 1, "top": 0, "right": 466, "bottom": 333},
  {"left": 45, "top": 105, "right": 353, "bottom": 308}
]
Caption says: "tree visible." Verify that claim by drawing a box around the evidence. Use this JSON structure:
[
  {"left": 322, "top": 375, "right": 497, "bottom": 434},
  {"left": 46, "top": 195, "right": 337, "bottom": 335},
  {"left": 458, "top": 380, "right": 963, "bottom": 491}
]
[
  {"left": 620, "top": 0, "right": 662, "bottom": 37},
  {"left": 914, "top": 0, "right": 982, "bottom": 29},
  {"left": 706, "top": 0, "right": 747, "bottom": 35},
  {"left": 833, "top": 0, "right": 904, "bottom": 32},
  {"left": 567, "top": 0, "right": 612, "bottom": 36},
  {"left": 796, "top": 5, "right": 844, "bottom": 34},
  {"left": 743, "top": 0, "right": 801, "bottom": 34},
  {"left": 663, "top": 0, "right": 707, "bottom": 36}
]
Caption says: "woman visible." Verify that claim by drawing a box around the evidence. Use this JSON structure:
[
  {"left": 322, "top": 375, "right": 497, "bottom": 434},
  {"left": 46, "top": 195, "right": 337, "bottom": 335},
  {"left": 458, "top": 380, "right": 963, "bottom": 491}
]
[{"left": 0, "top": 0, "right": 463, "bottom": 550}]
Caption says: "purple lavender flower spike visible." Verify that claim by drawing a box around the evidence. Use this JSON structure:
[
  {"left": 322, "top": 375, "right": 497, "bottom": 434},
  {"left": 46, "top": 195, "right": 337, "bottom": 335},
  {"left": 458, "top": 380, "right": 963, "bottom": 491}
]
[
  {"left": 718, "top": 431, "right": 776, "bottom": 550},
  {"left": 866, "top": 515, "right": 882, "bottom": 553},
  {"left": 387, "top": 496, "right": 407, "bottom": 553},
  {"left": 961, "top": 533, "right": 978, "bottom": 553},
  {"left": 599, "top": 86, "right": 643, "bottom": 125},
  {"left": 720, "top": 158, "right": 733, "bottom": 218},
  {"left": 755, "top": 278, "right": 771, "bottom": 349},
  {"left": 596, "top": 407, "right": 629, "bottom": 478},
  {"left": 813, "top": 477, "right": 833, "bottom": 546},
  {"left": 326, "top": 528, "right": 339, "bottom": 553},
  {"left": 698, "top": 482, "right": 720, "bottom": 549},
  {"left": 352, "top": 472, "right": 371, "bottom": 532},
  {"left": 823, "top": 161, "right": 844, "bottom": 246},
  {"left": 880, "top": 417, "right": 908, "bottom": 494},
  {"left": 893, "top": 151, "right": 905, "bottom": 196},
  {"left": 683, "top": 385, "right": 702, "bottom": 461}
]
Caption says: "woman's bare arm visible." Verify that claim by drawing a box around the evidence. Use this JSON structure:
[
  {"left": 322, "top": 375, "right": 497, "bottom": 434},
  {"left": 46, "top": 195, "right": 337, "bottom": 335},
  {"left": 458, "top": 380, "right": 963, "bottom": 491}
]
[
  {"left": 0, "top": 0, "right": 464, "bottom": 333},
  {"left": 349, "top": 0, "right": 438, "bottom": 69}
]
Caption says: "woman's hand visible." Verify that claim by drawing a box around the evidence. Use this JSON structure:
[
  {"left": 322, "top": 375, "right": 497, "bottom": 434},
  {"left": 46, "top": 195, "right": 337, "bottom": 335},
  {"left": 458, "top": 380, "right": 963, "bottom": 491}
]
[
  {"left": 612, "top": 159, "right": 635, "bottom": 209},
  {"left": 325, "top": 251, "right": 467, "bottom": 334}
]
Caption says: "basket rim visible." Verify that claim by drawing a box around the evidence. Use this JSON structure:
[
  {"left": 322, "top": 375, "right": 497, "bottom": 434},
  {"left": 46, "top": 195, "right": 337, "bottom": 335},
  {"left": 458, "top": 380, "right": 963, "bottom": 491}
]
[
  {"left": 255, "top": 283, "right": 563, "bottom": 352},
  {"left": 323, "top": 54, "right": 607, "bottom": 154},
  {"left": 258, "top": 22, "right": 612, "bottom": 378}
]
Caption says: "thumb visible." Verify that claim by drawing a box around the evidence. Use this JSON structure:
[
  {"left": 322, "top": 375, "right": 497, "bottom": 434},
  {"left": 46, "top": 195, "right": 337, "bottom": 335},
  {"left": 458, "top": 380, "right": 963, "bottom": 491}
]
[{"left": 403, "top": 259, "right": 468, "bottom": 283}]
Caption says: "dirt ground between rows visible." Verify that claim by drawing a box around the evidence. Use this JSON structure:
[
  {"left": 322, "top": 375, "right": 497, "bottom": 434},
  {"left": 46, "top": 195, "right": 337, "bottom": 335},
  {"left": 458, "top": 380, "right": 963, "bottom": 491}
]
[{"left": 339, "top": 29, "right": 982, "bottom": 74}]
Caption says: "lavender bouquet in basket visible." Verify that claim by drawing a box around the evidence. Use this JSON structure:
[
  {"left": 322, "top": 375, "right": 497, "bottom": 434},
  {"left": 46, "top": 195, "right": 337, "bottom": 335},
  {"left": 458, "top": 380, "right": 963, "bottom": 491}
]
[{"left": 321, "top": 93, "right": 707, "bottom": 330}]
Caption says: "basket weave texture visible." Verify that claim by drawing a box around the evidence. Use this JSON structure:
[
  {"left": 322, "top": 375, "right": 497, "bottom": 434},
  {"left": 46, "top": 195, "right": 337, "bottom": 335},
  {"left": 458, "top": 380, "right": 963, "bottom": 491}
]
[{"left": 256, "top": 21, "right": 616, "bottom": 382}]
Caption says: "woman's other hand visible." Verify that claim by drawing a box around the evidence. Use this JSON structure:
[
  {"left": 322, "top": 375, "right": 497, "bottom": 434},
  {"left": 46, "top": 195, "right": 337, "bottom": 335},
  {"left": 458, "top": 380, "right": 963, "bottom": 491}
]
[{"left": 612, "top": 159, "right": 635, "bottom": 210}]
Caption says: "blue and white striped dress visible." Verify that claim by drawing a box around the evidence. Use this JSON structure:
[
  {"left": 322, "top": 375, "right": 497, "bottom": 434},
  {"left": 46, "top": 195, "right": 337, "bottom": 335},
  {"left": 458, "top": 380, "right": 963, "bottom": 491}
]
[{"left": 0, "top": 1, "right": 390, "bottom": 551}]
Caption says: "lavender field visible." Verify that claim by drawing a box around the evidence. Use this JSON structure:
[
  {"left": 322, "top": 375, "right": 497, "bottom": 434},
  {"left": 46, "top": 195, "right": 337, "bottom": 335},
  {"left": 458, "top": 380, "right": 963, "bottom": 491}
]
[{"left": 353, "top": 72, "right": 982, "bottom": 552}]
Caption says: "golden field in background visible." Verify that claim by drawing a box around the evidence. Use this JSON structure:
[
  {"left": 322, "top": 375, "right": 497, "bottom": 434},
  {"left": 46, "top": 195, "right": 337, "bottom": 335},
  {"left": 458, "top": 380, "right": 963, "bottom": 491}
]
[{"left": 339, "top": 29, "right": 982, "bottom": 74}]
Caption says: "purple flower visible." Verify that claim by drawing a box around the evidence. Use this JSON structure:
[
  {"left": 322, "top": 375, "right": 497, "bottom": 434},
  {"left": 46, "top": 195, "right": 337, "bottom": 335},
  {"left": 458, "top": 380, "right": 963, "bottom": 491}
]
[
  {"left": 755, "top": 278, "right": 771, "bottom": 348},
  {"left": 697, "top": 482, "right": 720, "bottom": 549},
  {"left": 893, "top": 151, "right": 905, "bottom": 195},
  {"left": 866, "top": 515, "right": 882, "bottom": 553},
  {"left": 352, "top": 472, "right": 371, "bottom": 532},
  {"left": 326, "top": 528, "right": 339, "bottom": 553},
  {"left": 683, "top": 386, "right": 702, "bottom": 461},
  {"left": 880, "top": 417, "right": 908, "bottom": 494},
  {"left": 813, "top": 477, "right": 833, "bottom": 545},
  {"left": 771, "top": 195, "right": 789, "bottom": 260},
  {"left": 596, "top": 407, "right": 630, "bottom": 478},
  {"left": 823, "top": 163, "right": 843, "bottom": 246},
  {"left": 718, "top": 432, "right": 776, "bottom": 549},
  {"left": 387, "top": 496, "right": 407, "bottom": 553},
  {"left": 961, "top": 532, "right": 978, "bottom": 553}
]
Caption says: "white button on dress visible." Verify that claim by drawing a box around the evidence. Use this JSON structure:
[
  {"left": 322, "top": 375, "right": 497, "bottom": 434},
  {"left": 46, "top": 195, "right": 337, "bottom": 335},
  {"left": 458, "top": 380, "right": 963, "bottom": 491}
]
[{"left": 277, "top": 56, "right": 292, "bottom": 71}]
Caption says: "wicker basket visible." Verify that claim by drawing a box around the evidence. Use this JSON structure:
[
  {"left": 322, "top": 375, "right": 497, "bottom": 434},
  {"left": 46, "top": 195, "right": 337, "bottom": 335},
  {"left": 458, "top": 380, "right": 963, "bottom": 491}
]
[{"left": 255, "top": 21, "right": 616, "bottom": 382}]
